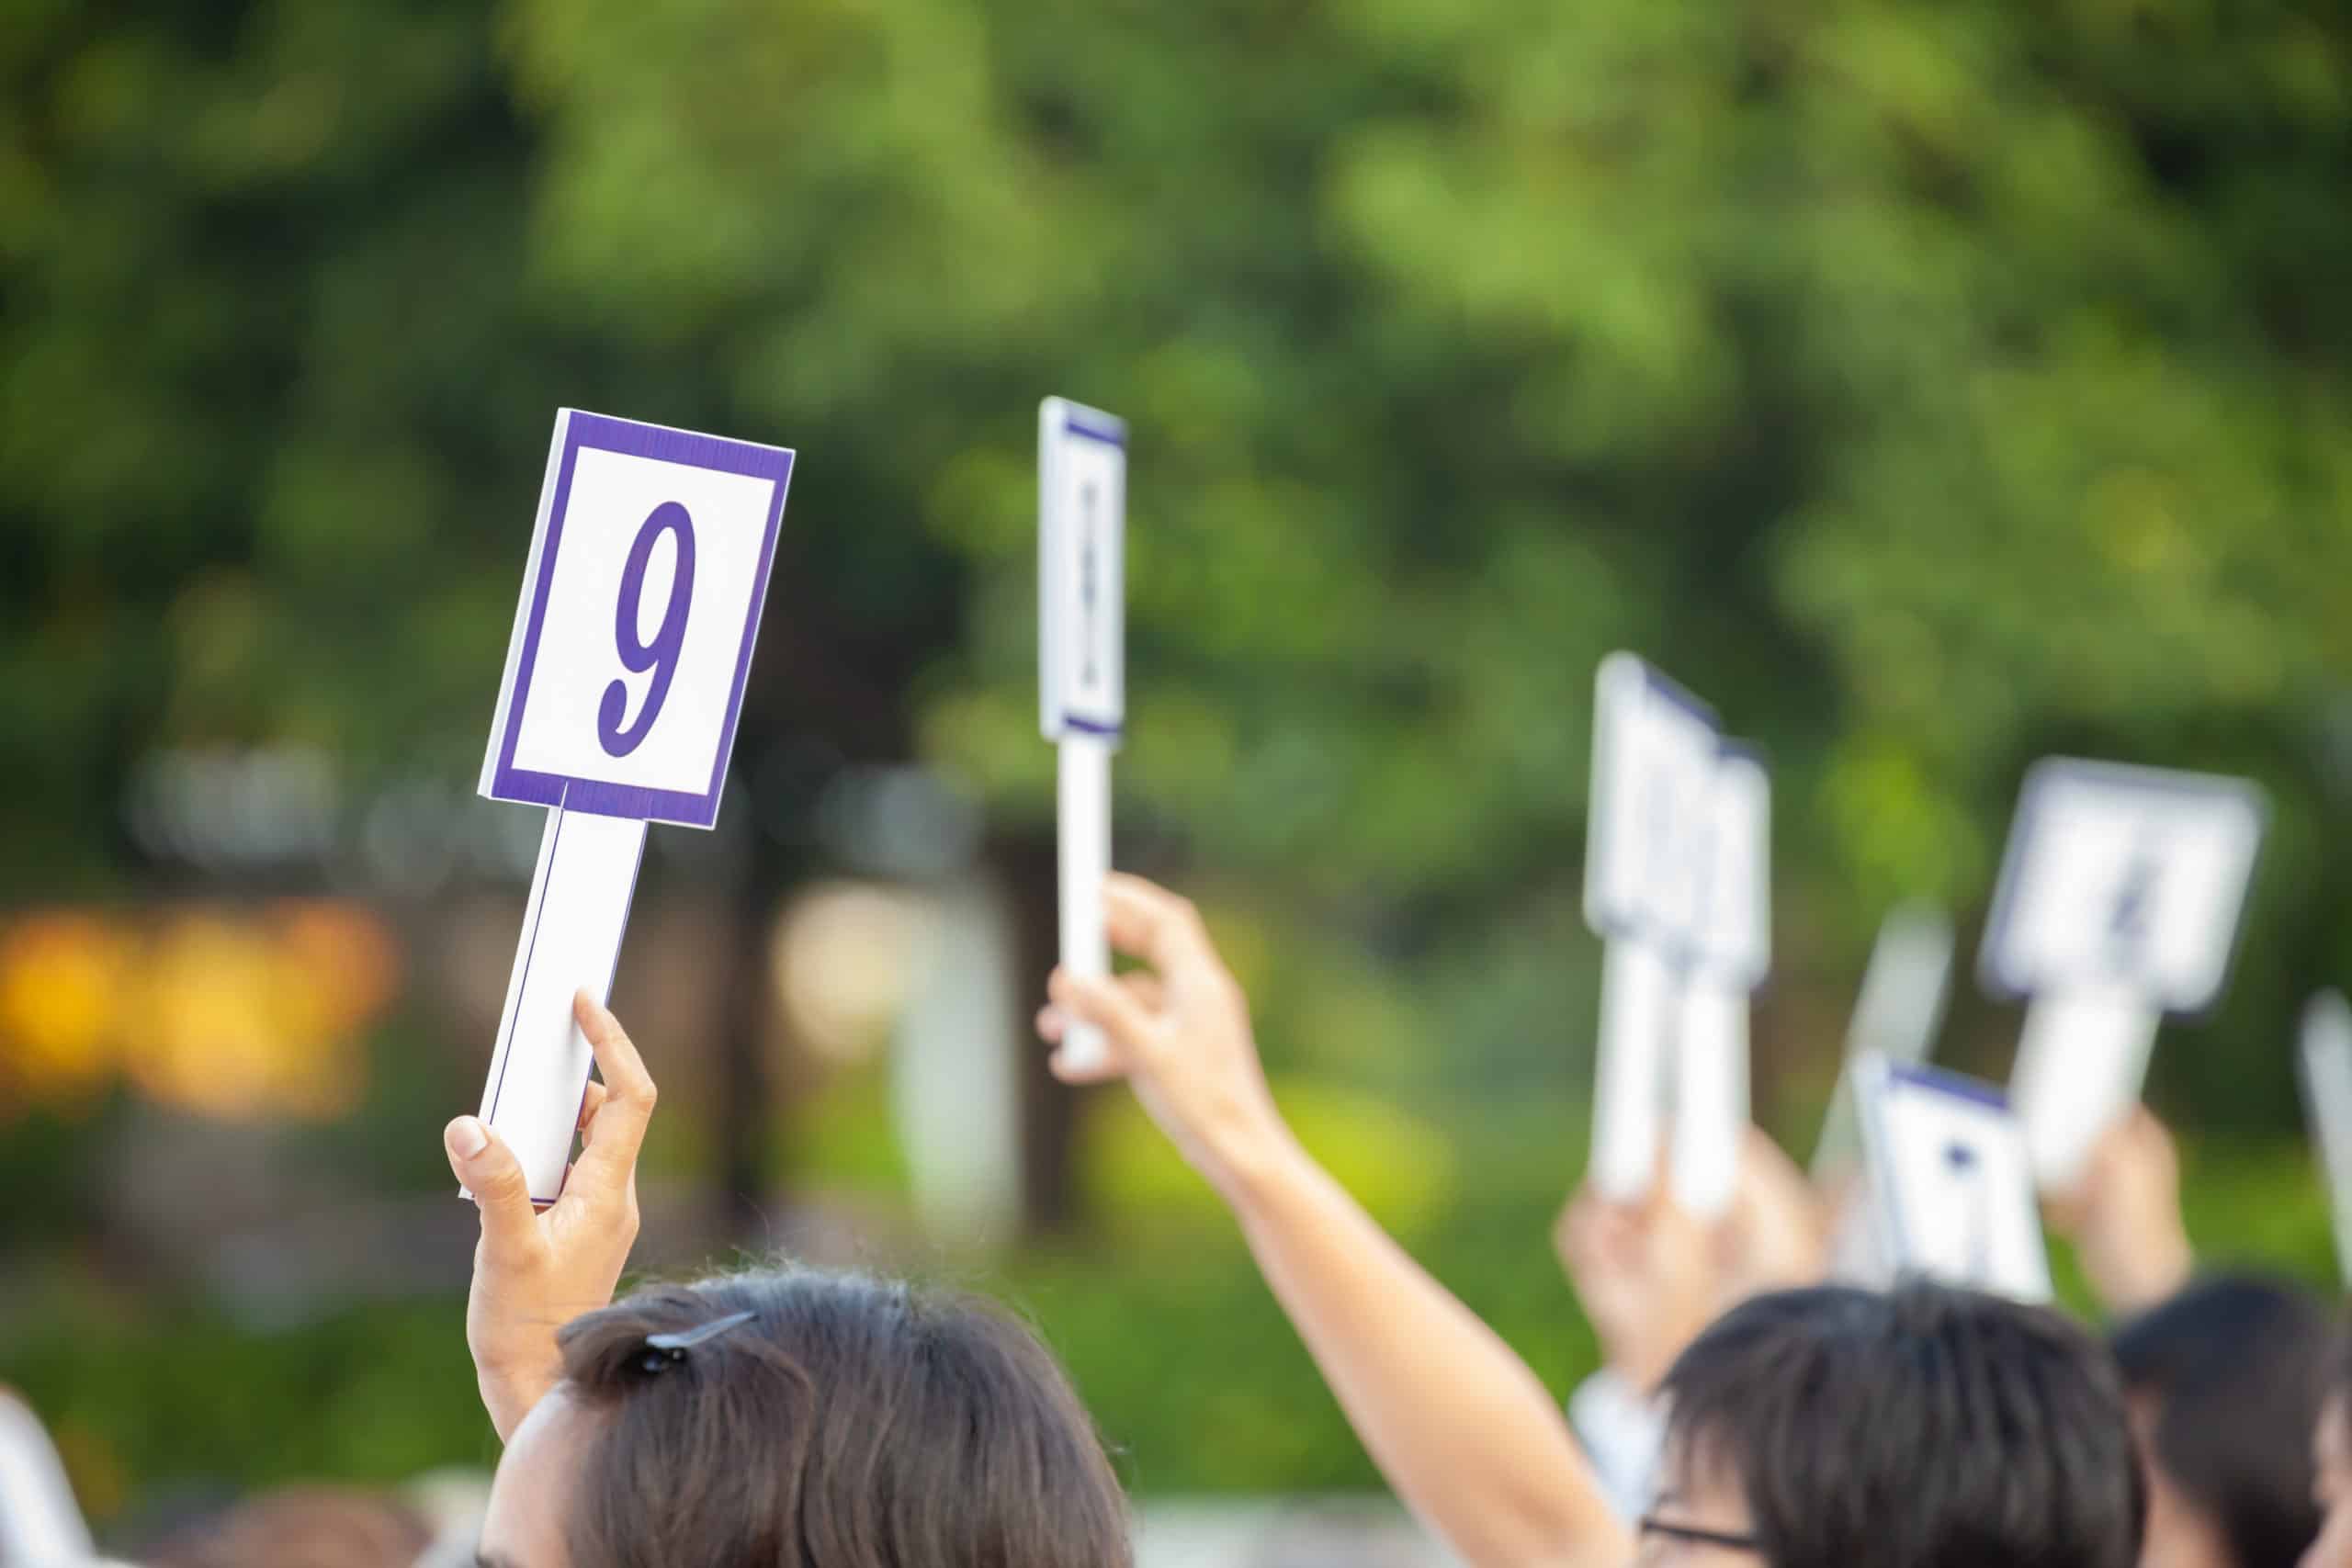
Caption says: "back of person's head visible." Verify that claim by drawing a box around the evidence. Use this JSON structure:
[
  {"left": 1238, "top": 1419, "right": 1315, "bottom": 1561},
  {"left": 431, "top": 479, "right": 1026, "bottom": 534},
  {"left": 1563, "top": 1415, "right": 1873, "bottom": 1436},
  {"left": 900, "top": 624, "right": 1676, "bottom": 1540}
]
[
  {"left": 2308, "top": 1335, "right": 2352, "bottom": 1568},
  {"left": 1658, "top": 1280, "right": 2144, "bottom": 1568},
  {"left": 143, "top": 1486, "right": 435, "bottom": 1568},
  {"left": 548, "top": 1265, "right": 1131, "bottom": 1568},
  {"left": 2110, "top": 1273, "right": 2330, "bottom": 1568}
]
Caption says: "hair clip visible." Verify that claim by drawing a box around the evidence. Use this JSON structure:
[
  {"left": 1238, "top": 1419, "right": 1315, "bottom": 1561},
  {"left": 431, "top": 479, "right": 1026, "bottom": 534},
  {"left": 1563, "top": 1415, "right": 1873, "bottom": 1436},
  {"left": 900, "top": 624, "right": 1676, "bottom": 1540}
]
[{"left": 633, "top": 1310, "right": 757, "bottom": 1375}]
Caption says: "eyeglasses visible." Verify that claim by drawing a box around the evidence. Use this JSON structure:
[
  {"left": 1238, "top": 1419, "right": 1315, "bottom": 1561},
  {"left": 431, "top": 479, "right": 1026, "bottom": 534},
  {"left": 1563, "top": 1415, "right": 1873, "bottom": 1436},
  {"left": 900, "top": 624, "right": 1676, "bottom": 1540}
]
[{"left": 1635, "top": 1514, "right": 1765, "bottom": 1559}]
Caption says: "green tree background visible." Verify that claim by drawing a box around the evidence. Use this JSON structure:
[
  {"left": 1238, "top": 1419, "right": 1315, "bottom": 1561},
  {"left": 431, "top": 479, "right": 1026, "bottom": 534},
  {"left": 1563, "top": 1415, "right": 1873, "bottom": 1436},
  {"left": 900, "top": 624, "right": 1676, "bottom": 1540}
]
[{"left": 3, "top": 0, "right": 2350, "bottom": 1519}]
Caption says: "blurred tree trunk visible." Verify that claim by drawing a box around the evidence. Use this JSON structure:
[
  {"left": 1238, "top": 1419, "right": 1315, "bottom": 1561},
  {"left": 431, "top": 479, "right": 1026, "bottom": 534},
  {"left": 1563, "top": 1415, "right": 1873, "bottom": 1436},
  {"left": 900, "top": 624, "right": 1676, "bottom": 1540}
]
[
  {"left": 713, "top": 810, "right": 798, "bottom": 1247},
  {"left": 1001, "top": 825, "right": 1080, "bottom": 1237}
]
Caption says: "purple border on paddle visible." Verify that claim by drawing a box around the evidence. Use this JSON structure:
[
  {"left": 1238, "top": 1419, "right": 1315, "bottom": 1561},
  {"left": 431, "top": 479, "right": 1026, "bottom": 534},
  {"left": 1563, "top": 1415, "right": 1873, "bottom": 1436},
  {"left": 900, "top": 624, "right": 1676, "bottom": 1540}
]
[
  {"left": 1886, "top": 1059, "right": 2010, "bottom": 1112},
  {"left": 1046, "top": 401, "right": 1126, "bottom": 738},
  {"left": 487, "top": 411, "right": 795, "bottom": 829},
  {"left": 1064, "top": 411, "right": 1126, "bottom": 447}
]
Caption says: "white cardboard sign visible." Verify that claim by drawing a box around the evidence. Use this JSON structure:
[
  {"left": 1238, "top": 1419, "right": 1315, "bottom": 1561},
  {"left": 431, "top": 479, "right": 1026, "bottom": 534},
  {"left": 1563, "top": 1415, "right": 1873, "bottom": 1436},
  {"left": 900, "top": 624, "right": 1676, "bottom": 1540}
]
[
  {"left": 1589, "top": 939, "right": 1675, "bottom": 1201},
  {"left": 1670, "top": 977, "right": 1751, "bottom": 1216},
  {"left": 2299, "top": 990, "right": 2352, "bottom": 1285},
  {"left": 1670, "top": 750, "right": 1770, "bottom": 1213},
  {"left": 0, "top": 1392, "right": 96, "bottom": 1568},
  {"left": 1586, "top": 653, "right": 1721, "bottom": 953},
  {"left": 1858, "top": 1055, "right": 2052, "bottom": 1302},
  {"left": 1583, "top": 654, "right": 1770, "bottom": 1213},
  {"left": 477, "top": 807, "right": 647, "bottom": 1202},
  {"left": 1690, "top": 746, "right": 1771, "bottom": 988},
  {"left": 1981, "top": 759, "right": 2265, "bottom": 1011},
  {"left": 473, "top": 409, "right": 794, "bottom": 1202},
  {"left": 1984, "top": 759, "right": 2265, "bottom": 1191},
  {"left": 1814, "top": 904, "right": 1954, "bottom": 1179},
  {"left": 481, "top": 410, "right": 794, "bottom": 829},
  {"left": 2007, "top": 985, "right": 2160, "bottom": 1192},
  {"left": 1845, "top": 904, "right": 1957, "bottom": 1066},
  {"left": 1040, "top": 398, "right": 1126, "bottom": 1070},
  {"left": 1039, "top": 398, "right": 1126, "bottom": 743}
]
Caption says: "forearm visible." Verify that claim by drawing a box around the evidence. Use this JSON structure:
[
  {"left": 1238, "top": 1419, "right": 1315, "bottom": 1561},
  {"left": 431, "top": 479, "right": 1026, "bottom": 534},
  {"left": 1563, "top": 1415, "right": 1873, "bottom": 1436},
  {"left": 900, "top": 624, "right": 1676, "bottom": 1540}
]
[
  {"left": 476, "top": 1358, "right": 558, "bottom": 1444},
  {"left": 1221, "top": 1134, "right": 1629, "bottom": 1568}
]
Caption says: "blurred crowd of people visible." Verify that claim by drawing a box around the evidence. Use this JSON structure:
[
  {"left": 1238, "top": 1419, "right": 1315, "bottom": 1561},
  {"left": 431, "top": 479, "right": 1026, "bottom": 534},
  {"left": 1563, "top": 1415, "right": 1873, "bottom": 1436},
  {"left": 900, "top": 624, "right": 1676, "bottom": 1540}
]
[{"left": 6, "top": 872, "right": 2347, "bottom": 1568}]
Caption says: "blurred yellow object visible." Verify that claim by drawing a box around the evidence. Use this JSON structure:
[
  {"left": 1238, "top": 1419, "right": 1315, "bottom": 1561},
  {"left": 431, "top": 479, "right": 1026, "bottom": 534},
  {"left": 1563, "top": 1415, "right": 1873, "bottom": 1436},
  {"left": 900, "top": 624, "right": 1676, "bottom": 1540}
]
[
  {"left": 0, "top": 911, "right": 131, "bottom": 1109},
  {"left": 269, "top": 897, "right": 403, "bottom": 1044},
  {"left": 0, "top": 900, "right": 402, "bottom": 1122},
  {"left": 135, "top": 912, "right": 311, "bottom": 1119},
  {"left": 133, "top": 909, "right": 371, "bottom": 1120}
]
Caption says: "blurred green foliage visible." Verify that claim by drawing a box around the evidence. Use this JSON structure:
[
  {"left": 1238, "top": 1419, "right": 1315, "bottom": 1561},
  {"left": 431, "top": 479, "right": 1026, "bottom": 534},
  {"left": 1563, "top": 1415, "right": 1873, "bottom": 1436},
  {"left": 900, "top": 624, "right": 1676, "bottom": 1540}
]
[
  {"left": 6, "top": 0, "right": 2350, "bottom": 1121},
  {"left": 6, "top": 0, "right": 2352, "bottom": 1514}
]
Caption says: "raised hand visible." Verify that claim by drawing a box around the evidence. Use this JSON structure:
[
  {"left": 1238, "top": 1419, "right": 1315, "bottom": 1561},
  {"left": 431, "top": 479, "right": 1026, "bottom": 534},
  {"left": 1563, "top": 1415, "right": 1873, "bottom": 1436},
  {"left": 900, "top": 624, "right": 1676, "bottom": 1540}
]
[
  {"left": 2046, "top": 1103, "right": 2193, "bottom": 1315},
  {"left": 442, "top": 990, "right": 657, "bottom": 1440},
  {"left": 1714, "top": 1125, "right": 1831, "bottom": 1309},
  {"left": 1555, "top": 1125, "right": 1827, "bottom": 1393},
  {"left": 1554, "top": 1187, "right": 1715, "bottom": 1392},
  {"left": 1038, "top": 874, "right": 1290, "bottom": 1202},
  {"left": 1039, "top": 874, "right": 1629, "bottom": 1567}
]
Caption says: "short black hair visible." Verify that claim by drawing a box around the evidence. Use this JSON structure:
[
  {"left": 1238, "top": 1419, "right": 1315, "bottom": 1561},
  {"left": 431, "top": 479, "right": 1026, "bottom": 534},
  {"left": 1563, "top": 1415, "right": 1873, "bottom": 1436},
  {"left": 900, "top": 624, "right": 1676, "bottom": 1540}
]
[
  {"left": 2111, "top": 1273, "right": 2332, "bottom": 1568},
  {"left": 1659, "top": 1282, "right": 2143, "bottom": 1568}
]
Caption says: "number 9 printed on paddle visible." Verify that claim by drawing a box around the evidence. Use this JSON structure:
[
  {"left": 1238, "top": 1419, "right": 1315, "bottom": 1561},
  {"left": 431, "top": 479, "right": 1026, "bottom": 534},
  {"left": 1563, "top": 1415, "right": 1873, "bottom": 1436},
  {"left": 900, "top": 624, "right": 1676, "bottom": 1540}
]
[
  {"left": 480, "top": 410, "right": 794, "bottom": 828},
  {"left": 598, "top": 501, "right": 697, "bottom": 757}
]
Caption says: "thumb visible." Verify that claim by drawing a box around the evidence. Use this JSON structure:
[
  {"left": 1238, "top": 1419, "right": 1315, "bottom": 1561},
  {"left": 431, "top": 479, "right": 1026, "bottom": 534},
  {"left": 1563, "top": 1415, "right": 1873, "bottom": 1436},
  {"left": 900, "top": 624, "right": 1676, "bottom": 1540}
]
[
  {"left": 447, "top": 1116, "right": 538, "bottom": 1249},
  {"left": 1049, "top": 968, "right": 1156, "bottom": 1053},
  {"left": 1046, "top": 974, "right": 1152, "bottom": 1085}
]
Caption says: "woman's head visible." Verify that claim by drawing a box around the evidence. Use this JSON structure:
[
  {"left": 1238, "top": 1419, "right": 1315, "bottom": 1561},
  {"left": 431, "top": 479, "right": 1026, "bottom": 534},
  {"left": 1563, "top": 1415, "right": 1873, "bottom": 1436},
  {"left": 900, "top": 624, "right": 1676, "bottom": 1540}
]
[
  {"left": 1648, "top": 1281, "right": 2144, "bottom": 1568},
  {"left": 2301, "top": 1335, "right": 2352, "bottom": 1568},
  {"left": 478, "top": 1266, "right": 1132, "bottom": 1568},
  {"left": 2110, "top": 1274, "right": 2330, "bottom": 1568}
]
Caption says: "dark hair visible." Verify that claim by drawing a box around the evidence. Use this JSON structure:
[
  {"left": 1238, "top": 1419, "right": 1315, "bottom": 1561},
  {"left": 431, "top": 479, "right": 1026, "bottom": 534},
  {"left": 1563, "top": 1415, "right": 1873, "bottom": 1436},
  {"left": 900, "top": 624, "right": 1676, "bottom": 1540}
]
[
  {"left": 1659, "top": 1282, "right": 2144, "bottom": 1568},
  {"left": 2111, "top": 1273, "right": 2332, "bottom": 1568},
  {"left": 553, "top": 1266, "right": 1132, "bottom": 1568}
]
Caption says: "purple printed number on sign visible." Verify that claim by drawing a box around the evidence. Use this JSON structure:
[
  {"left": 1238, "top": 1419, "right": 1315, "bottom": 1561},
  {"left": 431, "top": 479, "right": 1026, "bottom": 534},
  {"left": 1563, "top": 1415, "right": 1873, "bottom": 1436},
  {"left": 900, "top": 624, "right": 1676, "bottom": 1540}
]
[
  {"left": 481, "top": 410, "right": 795, "bottom": 829},
  {"left": 598, "top": 502, "right": 697, "bottom": 758}
]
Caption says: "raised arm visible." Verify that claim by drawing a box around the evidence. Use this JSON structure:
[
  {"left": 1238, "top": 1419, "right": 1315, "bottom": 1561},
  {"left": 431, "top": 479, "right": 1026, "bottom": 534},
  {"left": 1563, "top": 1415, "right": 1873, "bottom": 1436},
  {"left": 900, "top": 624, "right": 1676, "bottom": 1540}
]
[
  {"left": 2046, "top": 1103, "right": 2194, "bottom": 1317},
  {"left": 441, "top": 990, "right": 658, "bottom": 1440},
  {"left": 1041, "top": 875, "right": 1629, "bottom": 1568}
]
